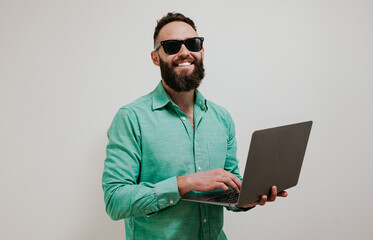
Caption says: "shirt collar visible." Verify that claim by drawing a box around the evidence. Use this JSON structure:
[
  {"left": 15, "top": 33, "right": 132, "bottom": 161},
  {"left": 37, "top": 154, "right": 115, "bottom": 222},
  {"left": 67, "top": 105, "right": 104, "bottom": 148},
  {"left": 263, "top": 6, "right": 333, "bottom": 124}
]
[
  {"left": 195, "top": 89, "right": 208, "bottom": 111},
  {"left": 152, "top": 81, "right": 172, "bottom": 110},
  {"left": 152, "top": 81, "right": 208, "bottom": 111}
]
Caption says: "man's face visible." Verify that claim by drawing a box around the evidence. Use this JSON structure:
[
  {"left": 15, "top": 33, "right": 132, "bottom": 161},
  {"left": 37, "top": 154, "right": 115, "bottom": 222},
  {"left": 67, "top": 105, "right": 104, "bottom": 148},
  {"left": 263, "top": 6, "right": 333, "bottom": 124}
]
[{"left": 151, "top": 21, "right": 205, "bottom": 92}]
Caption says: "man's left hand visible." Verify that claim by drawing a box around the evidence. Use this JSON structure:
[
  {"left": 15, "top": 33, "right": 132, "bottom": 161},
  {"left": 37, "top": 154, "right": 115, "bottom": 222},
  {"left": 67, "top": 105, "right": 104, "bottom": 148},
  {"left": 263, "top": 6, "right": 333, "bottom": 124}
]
[{"left": 240, "top": 186, "right": 288, "bottom": 208}]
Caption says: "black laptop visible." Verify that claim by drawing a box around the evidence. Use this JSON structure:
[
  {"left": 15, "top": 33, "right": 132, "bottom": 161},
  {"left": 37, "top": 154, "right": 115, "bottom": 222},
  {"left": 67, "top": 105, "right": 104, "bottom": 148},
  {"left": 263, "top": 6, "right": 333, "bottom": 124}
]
[{"left": 181, "top": 121, "right": 313, "bottom": 207}]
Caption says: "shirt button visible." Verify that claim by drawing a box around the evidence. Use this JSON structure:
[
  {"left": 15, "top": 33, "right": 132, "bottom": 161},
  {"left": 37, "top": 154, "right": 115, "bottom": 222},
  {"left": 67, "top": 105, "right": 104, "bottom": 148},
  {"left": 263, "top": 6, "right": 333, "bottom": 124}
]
[
  {"left": 181, "top": 117, "right": 186, "bottom": 121},
  {"left": 170, "top": 200, "right": 174, "bottom": 204},
  {"left": 204, "top": 219, "right": 207, "bottom": 223}
]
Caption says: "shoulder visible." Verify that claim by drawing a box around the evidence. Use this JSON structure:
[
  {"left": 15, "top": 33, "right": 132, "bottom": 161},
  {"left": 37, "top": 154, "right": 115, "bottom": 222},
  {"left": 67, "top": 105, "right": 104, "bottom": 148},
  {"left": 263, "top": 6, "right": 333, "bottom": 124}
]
[
  {"left": 112, "top": 90, "right": 156, "bottom": 120},
  {"left": 120, "top": 92, "right": 153, "bottom": 112},
  {"left": 110, "top": 91, "right": 154, "bottom": 128}
]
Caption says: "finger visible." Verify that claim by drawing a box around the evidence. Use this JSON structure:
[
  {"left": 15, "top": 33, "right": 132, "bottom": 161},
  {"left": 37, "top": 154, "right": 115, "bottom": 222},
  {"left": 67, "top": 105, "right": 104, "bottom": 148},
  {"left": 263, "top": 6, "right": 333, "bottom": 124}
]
[
  {"left": 217, "top": 169, "right": 242, "bottom": 190},
  {"left": 220, "top": 177, "right": 240, "bottom": 193},
  {"left": 268, "top": 186, "right": 277, "bottom": 202},
  {"left": 229, "top": 173, "right": 242, "bottom": 190},
  {"left": 259, "top": 195, "right": 267, "bottom": 206},
  {"left": 215, "top": 169, "right": 242, "bottom": 192},
  {"left": 278, "top": 191, "right": 288, "bottom": 197},
  {"left": 215, "top": 182, "right": 229, "bottom": 194}
]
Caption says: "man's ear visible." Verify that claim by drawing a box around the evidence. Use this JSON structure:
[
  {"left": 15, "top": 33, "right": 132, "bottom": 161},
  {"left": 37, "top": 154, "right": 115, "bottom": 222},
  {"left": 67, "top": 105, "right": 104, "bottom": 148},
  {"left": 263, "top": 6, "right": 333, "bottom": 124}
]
[{"left": 151, "top": 51, "right": 160, "bottom": 66}]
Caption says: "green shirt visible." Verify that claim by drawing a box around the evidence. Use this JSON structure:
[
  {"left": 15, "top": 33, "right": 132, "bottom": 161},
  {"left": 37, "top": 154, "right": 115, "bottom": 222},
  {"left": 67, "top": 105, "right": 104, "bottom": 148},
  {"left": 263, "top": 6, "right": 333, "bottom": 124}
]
[{"left": 102, "top": 82, "right": 245, "bottom": 240}]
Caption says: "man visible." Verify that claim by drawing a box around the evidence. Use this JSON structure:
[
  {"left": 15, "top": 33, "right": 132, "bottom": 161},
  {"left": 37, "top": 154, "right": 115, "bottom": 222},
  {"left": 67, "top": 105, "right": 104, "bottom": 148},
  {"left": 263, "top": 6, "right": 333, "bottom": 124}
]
[{"left": 102, "top": 12, "right": 287, "bottom": 240}]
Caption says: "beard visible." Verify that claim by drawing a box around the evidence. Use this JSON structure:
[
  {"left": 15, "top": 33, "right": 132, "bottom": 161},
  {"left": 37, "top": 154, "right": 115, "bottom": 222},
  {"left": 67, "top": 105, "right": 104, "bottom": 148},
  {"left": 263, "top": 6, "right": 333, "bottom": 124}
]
[{"left": 159, "top": 57, "right": 205, "bottom": 92}]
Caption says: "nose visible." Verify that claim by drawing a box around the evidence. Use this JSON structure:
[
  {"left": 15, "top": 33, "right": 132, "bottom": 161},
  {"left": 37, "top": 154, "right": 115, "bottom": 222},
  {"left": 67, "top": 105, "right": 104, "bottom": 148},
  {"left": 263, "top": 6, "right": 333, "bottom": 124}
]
[{"left": 177, "top": 43, "right": 190, "bottom": 57}]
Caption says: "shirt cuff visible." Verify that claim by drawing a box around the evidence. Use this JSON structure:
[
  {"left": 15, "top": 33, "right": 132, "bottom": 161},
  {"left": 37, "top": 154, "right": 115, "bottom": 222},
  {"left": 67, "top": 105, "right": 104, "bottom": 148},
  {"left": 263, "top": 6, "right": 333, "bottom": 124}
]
[{"left": 155, "top": 176, "right": 181, "bottom": 209}]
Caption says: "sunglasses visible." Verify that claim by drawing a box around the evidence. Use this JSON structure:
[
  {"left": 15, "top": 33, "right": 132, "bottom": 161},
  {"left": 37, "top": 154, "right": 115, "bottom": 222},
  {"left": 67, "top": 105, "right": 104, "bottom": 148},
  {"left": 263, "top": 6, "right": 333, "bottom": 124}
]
[{"left": 154, "top": 37, "right": 204, "bottom": 55}]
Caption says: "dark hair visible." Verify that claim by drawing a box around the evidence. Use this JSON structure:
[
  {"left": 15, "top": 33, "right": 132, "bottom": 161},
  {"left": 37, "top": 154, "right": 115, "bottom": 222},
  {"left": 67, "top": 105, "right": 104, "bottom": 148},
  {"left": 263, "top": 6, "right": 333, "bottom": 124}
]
[{"left": 153, "top": 12, "right": 197, "bottom": 44}]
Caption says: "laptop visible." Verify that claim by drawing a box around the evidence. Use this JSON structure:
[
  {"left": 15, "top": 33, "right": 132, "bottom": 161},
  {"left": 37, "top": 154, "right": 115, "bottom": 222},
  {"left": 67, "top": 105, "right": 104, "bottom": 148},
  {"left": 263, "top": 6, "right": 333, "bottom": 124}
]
[{"left": 181, "top": 121, "right": 313, "bottom": 207}]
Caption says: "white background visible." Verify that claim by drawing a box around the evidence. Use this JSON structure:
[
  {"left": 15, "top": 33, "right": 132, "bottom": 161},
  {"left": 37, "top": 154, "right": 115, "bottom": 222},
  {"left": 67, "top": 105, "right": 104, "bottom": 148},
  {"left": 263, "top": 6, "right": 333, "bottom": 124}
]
[{"left": 1, "top": 0, "right": 372, "bottom": 239}]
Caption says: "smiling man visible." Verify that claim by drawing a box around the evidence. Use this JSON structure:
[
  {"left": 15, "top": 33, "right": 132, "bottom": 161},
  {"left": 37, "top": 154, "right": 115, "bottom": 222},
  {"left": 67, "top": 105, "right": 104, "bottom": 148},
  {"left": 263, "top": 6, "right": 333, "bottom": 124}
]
[{"left": 102, "top": 12, "right": 286, "bottom": 240}]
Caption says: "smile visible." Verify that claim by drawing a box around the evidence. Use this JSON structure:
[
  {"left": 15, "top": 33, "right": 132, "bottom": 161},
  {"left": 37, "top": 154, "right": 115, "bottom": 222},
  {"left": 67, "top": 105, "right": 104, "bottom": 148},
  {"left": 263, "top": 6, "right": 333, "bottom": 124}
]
[{"left": 177, "top": 62, "right": 192, "bottom": 67}]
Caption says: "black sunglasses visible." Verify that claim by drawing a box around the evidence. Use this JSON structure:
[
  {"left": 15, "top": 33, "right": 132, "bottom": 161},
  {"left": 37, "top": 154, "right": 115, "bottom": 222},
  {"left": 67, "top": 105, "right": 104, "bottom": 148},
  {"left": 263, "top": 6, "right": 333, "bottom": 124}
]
[{"left": 154, "top": 37, "right": 204, "bottom": 55}]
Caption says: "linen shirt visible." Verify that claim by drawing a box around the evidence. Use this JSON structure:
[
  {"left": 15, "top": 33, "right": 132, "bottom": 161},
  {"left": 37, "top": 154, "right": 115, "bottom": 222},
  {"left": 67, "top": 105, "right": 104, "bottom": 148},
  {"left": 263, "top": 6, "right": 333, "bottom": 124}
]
[{"left": 102, "top": 81, "right": 244, "bottom": 240}]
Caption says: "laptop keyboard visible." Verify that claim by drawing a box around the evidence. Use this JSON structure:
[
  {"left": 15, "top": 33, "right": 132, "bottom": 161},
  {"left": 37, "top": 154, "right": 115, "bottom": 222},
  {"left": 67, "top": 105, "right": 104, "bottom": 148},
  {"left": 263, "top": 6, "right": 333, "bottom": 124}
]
[{"left": 207, "top": 191, "right": 239, "bottom": 203}]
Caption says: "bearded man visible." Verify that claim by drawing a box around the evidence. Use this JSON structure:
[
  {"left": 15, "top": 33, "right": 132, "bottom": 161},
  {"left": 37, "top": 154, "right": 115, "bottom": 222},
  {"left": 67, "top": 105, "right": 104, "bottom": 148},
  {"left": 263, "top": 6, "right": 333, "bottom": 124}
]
[{"left": 102, "top": 12, "right": 286, "bottom": 240}]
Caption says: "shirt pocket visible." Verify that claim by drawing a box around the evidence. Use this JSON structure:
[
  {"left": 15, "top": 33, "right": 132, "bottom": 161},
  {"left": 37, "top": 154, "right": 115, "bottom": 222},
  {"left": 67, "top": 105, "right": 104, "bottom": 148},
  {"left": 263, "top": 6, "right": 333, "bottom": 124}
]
[{"left": 207, "top": 140, "right": 227, "bottom": 170}]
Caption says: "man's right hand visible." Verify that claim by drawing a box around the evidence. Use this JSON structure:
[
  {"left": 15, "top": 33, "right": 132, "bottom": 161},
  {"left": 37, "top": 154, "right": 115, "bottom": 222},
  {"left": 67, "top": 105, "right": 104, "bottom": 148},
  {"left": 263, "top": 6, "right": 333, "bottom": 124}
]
[{"left": 176, "top": 168, "right": 242, "bottom": 196}]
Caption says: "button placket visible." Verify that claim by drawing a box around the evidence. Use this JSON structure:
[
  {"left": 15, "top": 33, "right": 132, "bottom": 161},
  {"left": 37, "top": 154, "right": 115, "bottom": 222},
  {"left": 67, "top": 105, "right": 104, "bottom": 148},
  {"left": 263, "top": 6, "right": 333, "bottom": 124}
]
[
  {"left": 194, "top": 131, "right": 208, "bottom": 173},
  {"left": 175, "top": 109, "right": 192, "bottom": 140},
  {"left": 200, "top": 204, "right": 209, "bottom": 239},
  {"left": 193, "top": 106, "right": 205, "bottom": 174}
]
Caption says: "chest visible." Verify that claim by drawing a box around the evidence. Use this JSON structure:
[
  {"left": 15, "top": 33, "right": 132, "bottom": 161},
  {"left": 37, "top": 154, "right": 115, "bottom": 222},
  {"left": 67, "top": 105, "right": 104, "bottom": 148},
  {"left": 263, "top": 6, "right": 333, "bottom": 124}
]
[{"left": 137, "top": 109, "right": 228, "bottom": 183}]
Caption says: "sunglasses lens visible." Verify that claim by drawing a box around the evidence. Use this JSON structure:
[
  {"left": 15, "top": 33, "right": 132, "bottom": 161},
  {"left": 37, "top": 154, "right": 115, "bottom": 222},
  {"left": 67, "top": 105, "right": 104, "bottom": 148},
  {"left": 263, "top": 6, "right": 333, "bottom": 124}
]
[
  {"left": 163, "top": 41, "right": 182, "bottom": 54},
  {"left": 185, "top": 38, "right": 203, "bottom": 52},
  {"left": 160, "top": 38, "right": 204, "bottom": 54}
]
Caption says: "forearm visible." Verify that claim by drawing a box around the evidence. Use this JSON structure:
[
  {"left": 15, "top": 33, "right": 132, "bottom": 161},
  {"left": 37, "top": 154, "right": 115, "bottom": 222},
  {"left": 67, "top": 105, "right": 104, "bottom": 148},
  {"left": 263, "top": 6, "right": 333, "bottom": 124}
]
[{"left": 103, "top": 177, "right": 180, "bottom": 220}]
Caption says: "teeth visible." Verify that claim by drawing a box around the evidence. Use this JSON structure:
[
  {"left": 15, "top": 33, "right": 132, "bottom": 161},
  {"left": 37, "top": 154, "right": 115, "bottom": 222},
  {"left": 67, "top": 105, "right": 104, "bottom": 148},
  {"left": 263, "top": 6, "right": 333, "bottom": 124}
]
[{"left": 178, "top": 62, "right": 191, "bottom": 66}]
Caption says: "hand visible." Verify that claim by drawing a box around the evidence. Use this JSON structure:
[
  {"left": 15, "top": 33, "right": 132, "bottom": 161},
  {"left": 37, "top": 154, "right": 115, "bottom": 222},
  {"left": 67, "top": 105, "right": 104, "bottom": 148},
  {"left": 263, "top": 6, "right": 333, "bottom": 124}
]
[
  {"left": 177, "top": 168, "right": 242, "bottom": 196},
  {"left": 240, "top": 186, "right": 288, "bottom": 208}
]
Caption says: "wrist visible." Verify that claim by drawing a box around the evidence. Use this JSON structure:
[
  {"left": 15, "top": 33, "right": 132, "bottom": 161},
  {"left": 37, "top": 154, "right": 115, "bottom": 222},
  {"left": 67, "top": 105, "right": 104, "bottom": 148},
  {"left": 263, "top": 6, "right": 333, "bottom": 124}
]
[{"left": 176, "top": 175, "right": 191, "bottom": 196}]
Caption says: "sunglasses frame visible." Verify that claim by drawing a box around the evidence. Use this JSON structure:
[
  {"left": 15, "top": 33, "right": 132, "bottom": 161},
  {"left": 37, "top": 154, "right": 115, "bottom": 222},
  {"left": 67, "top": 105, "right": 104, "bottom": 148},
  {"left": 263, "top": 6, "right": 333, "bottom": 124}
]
[{"left": 154, "top": 37, "right": 204, "bottom": 55}]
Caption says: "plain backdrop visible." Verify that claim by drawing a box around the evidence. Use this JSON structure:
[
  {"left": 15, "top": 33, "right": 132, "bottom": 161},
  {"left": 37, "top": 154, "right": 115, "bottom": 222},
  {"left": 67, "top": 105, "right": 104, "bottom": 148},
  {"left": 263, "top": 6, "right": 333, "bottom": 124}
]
[{"left": 1, "top": 0, "right": 372, "bottom": 239}]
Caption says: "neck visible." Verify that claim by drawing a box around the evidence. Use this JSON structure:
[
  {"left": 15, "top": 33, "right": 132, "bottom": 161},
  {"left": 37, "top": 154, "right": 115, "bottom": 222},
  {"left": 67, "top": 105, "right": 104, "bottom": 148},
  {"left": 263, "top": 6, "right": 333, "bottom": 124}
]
[{"left": 161, "top": 80, "right": 195, "bottom": 110}]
